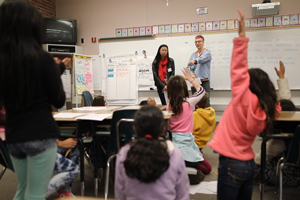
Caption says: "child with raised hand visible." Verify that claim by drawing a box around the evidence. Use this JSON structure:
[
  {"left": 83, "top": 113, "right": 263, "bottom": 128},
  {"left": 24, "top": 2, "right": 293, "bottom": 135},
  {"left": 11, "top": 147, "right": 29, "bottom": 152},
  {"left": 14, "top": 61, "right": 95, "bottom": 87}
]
[
  {"left": 208, "top": 10, "right": 281, "bottom": 200},
  {"left": 115, "top": 106, "right": 189, "bottom": 200},
  {"left": 167, "top": 68, "right": 212, "bottom": 175},
  {"left": 193, "top": 92, "right": 216, "bottom": 152}
]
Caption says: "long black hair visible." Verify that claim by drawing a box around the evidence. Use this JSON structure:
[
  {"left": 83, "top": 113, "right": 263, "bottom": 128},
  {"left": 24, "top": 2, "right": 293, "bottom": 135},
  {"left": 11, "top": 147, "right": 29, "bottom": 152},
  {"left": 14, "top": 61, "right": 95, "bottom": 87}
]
[
  {"left": 153, "top": 44, "right": 169, "bottom": 68},
  {"left": 0, "top": 0, "right": 43, "bottom": 110},
  {"left": 124, "top": 105, "right": 170, "bottom": 183},
  {"left": 248, "top": 68, "right": 279, "bottom": 136}
]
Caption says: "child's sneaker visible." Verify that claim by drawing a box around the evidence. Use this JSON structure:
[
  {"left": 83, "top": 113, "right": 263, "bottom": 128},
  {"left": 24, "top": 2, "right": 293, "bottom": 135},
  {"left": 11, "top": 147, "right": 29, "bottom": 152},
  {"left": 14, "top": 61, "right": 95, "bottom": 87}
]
[{"left": 58, "top": 190, "right": 76, "bottom": 198}]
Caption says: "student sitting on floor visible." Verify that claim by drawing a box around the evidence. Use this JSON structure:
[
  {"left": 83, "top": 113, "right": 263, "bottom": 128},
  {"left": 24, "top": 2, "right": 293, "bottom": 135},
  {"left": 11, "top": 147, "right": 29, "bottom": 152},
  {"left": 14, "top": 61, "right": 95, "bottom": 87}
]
[
  {"left": 193, "top": 92, "right": 216, "bottom": 153},
  {"left": 115, "top": 106, "right": 189, "bottom": 200},
  {"left": 47, "top": 138, "right": 80, "bottom": 199},
  {"left": 167, "top": 68, "right": 212, "bottom": 175}
]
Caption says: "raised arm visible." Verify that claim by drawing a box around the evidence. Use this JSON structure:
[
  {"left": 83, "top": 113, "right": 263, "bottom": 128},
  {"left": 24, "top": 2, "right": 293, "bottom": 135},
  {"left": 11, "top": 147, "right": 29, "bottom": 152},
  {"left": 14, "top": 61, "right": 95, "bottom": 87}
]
[
  {"left": 275, "top": 61, "right": 292, "bottom": 100},
  {"left": 230, "top": 10, "right": 250, "bottom": 101}
]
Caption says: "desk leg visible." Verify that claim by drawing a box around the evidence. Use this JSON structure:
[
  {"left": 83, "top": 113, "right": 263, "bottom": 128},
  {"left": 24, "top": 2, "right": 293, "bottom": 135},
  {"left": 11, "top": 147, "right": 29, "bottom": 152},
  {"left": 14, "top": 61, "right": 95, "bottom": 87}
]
[
  {"left": 260, "top": 138, "right": 267, "bottom": 200},
  {"left": 92, "top": 121, "right": 99, "bottom": 197},
  {"left": 78, "top": 138, "right": 85, "bottom": 196}
]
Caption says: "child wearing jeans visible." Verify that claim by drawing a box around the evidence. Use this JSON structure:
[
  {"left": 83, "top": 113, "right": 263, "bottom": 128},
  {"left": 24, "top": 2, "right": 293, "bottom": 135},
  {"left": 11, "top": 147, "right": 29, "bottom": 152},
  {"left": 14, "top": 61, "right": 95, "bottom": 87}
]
[
  {"left": 208, "top": 10, "right": 281, "bottom": 200},
  {"left": 167, "top": 69, "right": 212, "bottom": 175}
]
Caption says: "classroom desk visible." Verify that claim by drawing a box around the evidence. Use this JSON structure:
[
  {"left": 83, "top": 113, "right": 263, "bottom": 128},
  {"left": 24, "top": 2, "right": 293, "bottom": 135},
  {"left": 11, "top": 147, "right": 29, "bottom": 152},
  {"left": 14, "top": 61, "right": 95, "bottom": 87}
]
[
  {"left": 54, "top": 105, "right": 171, "bottom": 197},
  {"left": 260, "top": 111, "right": 300, "bottom": 200}
]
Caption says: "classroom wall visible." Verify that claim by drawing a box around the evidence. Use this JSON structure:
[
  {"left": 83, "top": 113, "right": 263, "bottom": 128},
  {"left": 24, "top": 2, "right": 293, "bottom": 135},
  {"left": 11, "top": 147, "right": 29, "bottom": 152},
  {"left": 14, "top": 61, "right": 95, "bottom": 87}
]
[
  {"left": 29, "top": 0, "right": 56, "bottom": 18},
  {"left": 56, "top": 0, "right": 300, "bottom": 107}
]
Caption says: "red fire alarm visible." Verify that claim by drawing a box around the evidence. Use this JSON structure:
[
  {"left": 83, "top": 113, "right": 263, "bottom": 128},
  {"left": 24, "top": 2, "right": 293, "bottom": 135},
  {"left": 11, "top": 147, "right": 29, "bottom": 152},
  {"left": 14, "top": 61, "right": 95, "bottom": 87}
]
[{"left": 91, "top": 37, "right": 97, "bottom": 43}]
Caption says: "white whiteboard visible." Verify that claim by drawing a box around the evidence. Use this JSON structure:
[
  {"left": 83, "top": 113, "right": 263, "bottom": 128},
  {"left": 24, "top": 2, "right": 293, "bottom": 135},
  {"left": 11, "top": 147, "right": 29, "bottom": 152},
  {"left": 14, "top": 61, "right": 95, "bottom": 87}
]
[{"left": 99, "top": 27, "right": 300, "bottom": 90}]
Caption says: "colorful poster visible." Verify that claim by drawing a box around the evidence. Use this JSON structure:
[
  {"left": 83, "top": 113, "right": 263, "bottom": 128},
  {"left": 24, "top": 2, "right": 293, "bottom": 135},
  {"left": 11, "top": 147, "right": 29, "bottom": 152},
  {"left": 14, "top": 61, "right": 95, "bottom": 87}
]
[
  {"left": 74, "top": 55, "right": 93, "bottom": 95},
  {"left": 206, "top": 22, "right": 212, "bottom": 31},
  {"left": 227, "top": 20, "right": 234, "bottom": 30}
]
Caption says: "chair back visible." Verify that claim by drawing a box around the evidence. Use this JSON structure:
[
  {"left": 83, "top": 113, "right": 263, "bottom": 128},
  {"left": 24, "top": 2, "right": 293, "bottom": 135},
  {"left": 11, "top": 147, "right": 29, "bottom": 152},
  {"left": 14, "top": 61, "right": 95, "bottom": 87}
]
[
  {"left": 116, "top": 119, "right": 135, "bottom": 151},
  {"left": 286, "top": 124, "right": 300, "bottom": 164},
  {"left": 82, "top": 91, "right": 94, "bottom": 106},
  {"left": 107, "top": 109, "right": 137, "bottom": 156},
  {"left": 0, "top": 139, "right": 14, "bottom": 171}
]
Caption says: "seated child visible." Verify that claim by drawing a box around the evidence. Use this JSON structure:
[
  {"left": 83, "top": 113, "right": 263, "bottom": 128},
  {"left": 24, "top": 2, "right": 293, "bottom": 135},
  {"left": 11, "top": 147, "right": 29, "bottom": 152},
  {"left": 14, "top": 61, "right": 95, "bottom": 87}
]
[
  {"left": 139, "top": 97, "right": 157, "bottom": 106},
  {"left": 92, "top": 96, "right": 107, "bottom": 106},
  {"left": 115, "top": 106, "right": 189, "bottom": 200},
  {"left": 193, "top": 92, "right": 216, "bottom": 152}
]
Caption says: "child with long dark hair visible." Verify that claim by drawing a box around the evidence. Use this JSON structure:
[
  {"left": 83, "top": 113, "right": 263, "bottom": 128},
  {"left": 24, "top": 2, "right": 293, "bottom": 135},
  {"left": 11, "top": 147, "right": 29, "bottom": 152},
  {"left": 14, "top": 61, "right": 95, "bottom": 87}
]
[
  {"left": 152, "top": 44, "right": 175, "bottom": 105},
  {"left": 0, "top": 1, "right": 70, "bottom": 199},
  {"left": 208, "top": 10, "right": 281, "bottom": 200},
  {"left": 115, "top": 106, "right": 189, "bottom": 200},
  {"left": 167, "top": 69, "right": 212, "bottom": 175}
]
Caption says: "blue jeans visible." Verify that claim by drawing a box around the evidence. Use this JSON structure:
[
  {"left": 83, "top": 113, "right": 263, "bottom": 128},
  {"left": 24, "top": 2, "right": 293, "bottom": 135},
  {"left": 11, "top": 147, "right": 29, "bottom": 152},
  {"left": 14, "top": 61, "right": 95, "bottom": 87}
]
[{"left": 217, "top": 155, "right": 256, "bottom": 200}]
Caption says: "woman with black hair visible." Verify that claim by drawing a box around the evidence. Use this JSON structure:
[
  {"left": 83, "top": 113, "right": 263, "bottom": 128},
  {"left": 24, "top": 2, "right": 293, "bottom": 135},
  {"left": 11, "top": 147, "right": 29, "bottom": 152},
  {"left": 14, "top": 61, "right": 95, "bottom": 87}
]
[
  {"left": 0, "top": 0, "right": 70, "bottom": 199},
  {"left": 115, "top": 106, "right": 189, "bottom": 200},
  {"left": 152, "top": 44, "right": 175, "bottom": 105}
]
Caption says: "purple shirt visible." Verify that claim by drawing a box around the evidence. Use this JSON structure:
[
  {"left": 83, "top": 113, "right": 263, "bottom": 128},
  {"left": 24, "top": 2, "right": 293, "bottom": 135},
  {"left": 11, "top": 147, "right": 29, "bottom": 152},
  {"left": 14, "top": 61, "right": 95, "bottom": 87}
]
[{"left": 115, "top": 141, "right": 189, "bottom": 200}]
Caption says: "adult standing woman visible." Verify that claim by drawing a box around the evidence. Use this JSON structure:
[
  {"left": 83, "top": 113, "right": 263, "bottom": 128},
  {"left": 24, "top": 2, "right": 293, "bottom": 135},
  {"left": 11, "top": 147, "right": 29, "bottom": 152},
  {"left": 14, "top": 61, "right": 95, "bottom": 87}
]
[
  {"left": 0, "top": 0, "right": 70, "bottom": 199},
  {"left": 187, "top": 35, "right": 212, "bottom": 106},
  {"left": 152, "top": 44, "right": 175, "bottom": 105}
]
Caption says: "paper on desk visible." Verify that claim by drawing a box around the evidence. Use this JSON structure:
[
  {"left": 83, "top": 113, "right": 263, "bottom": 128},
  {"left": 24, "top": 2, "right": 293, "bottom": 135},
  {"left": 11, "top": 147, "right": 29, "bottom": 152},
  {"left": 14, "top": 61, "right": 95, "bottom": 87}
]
[
  {"left": 189, "top": 181, "right": 217, "bottom": 195},
  {"left": 73, "top": 107, "right": 107, "bottom": 111},
  {"left": 76, "top": 113, "right": 112, "bottom": 121},
  {"left": 53, "top": 113, "right": 85, "bottom": 119},
  {"left": 162, "top": 111, "right": 173, "bottom": 116}
]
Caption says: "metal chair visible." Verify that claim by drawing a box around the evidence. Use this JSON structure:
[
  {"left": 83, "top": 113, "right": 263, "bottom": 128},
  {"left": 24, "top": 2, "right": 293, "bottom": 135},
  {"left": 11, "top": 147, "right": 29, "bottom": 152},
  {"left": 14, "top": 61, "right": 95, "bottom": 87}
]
[
  {"left": 275, "top": 124, "right": 300, "bottom": 200},
  {"left": 103, "top": 110, "right": 137, "bottom": 200},
  {"left": 0, "top": 139, "right": 14, "bottom": 180}
]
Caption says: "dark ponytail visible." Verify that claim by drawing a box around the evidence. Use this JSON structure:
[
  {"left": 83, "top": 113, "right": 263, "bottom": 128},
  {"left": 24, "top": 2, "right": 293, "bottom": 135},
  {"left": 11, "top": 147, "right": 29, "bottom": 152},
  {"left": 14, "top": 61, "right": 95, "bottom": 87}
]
[
  {"left": 248, "top": 68, "right": 279, "bottom": 136},
  {"left": 124, "top": 105, "right": 170, "bottom": 183}
]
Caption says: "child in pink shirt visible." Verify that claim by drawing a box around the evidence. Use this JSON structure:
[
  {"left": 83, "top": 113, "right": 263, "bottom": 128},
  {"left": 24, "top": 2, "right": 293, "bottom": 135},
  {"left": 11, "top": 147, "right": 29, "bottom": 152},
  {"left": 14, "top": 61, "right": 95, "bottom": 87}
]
[
  {"left": 208, "top": 10, "right": 281, "bottom": 200},
  {"left": 167, "top": 68, "right": 211, "bottom": 175}
]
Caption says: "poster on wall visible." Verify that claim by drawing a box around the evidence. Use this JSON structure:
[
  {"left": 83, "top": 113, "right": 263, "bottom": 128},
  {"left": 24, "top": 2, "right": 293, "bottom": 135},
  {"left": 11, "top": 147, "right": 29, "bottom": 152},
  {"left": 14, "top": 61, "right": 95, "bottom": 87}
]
[
  {"left": 74, "top": 54, "right": 94, "bottom": 95},
  {"left": 136, "top": 56, "right": 154, "bottom": 85},
  {"left": 105, "top": 54, "right": 137, "bottom": 101}
]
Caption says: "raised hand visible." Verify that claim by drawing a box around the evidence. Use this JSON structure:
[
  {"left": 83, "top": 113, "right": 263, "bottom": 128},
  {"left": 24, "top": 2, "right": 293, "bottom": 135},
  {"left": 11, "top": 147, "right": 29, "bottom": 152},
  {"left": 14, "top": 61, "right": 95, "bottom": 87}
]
[
  {"left": 274, "top": 61, "right": 285, "bottom": 79},
  {"left": 236, "top": 9, "right": 245, "bottom": 38},
  {"left": 182, "top": 68, "right": 193, "bottom": 82}
]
